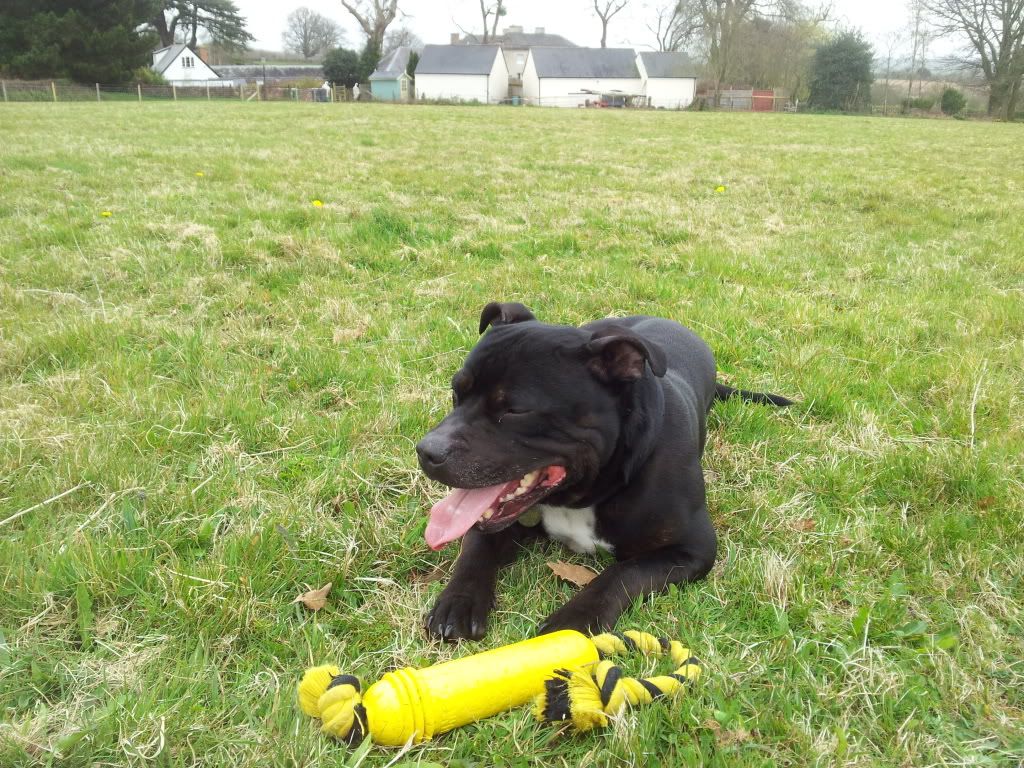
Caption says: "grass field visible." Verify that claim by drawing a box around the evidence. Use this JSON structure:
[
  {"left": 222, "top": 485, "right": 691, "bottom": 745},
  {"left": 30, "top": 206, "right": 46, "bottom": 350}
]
[{"left": 0, "top": 102, "right": 1022, "bottom": 767}]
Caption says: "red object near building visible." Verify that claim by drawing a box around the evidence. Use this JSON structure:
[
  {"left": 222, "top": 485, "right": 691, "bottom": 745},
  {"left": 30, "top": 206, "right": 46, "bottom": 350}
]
[{"left": 752, "top": 89, "right": 774, "bottom": 111}]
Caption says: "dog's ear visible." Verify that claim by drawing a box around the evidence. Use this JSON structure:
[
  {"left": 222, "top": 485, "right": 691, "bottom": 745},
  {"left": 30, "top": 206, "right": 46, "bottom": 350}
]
[
  {"left": 478, "top": 302, "right": 537, "bottom": 334},
  {"left": 584, "top": 327, "right": 667, "bottom": 382}
]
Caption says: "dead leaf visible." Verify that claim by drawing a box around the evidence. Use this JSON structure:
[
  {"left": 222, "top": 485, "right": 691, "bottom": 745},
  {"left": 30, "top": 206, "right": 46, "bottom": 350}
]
[
  {"left": 546, "top": 561, "right": 598, "bottom": 587},
  {"left": 977, "top": 496, "right": 996, "bottom": 510},
  {"left": 294, "top": 582, "right": 332, "bottom": 611},
  {"left": 792, "top": 518, "right": 816, "bottom": 532}
]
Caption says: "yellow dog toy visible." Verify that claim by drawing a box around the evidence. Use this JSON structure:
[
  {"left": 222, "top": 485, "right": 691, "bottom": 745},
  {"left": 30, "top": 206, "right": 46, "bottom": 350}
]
[{"left": 298, "top": 629, "right": 701, "bottom": 745}]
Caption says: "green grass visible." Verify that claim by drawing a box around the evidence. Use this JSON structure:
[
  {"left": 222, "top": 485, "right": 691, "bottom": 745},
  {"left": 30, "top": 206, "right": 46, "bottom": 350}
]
[{"left": 1, "top": 102, "right": 1022, "bottom": 767}]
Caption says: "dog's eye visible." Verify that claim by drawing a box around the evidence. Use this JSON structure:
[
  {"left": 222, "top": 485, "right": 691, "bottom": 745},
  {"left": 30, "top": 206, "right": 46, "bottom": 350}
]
[{"left": 504, "top": 407, "right": 532, "bottom": 416}]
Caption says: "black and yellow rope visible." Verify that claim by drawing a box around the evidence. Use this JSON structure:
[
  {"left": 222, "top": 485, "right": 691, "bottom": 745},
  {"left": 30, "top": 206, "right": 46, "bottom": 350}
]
[
  {"left": 299, "top": 629, "right": 701, "bottom": 743},
  {"left": 533, "top": 630, "right": 702, "bottom": 731},
  {"left": 297, "top": 665, "right": 368, "bottom": 743}
]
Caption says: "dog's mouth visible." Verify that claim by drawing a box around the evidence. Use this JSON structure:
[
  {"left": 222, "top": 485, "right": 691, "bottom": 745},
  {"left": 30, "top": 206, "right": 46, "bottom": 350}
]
[{"left": 424, "top": 465, "right": 566, "bottom": 550}]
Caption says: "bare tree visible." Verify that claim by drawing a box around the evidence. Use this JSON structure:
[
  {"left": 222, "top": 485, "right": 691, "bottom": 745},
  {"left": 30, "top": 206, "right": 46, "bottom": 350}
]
[
  {"left": 650, "top": 1, "right": 828, "bottom": 88},
  {"left": 283, "top": 8, "right": 344, "bottom": 59},
  {"left": 923, "top": 0, "right": 1024, "bottom": 118},
  {"left": 478, "top": 1, "right": 507, "bottom": 42},
  {"left": 339, "top": 0, "right": 400, "bottom": 55},
  {"left": 881, "top": 30, "right": 906, "bottom": 112},
  {"left": 647, "top": 2, "right": 701, "bottom": 52},
  {"left": 383, "top": 25, "right": 422, "bottom": 54},
  {"left": 594, "top": 0, "right": 629, "bottom": 47},
  {"left": 906, "top": 0, "right": 929, "bottom": 99},
  {"left": 726, "top": 8, "right": 828, "bottom": 98}
]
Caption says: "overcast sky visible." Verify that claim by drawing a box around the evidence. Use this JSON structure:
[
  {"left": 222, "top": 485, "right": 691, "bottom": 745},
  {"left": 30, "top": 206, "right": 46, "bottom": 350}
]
[{"left": 234, "top": 0, "right": 932, "bottom": 54}]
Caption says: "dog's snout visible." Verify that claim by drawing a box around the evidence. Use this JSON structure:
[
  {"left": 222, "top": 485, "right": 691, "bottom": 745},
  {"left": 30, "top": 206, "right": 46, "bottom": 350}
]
[{"left": 416, "top": 434, "right": 450, "bottom": 468}]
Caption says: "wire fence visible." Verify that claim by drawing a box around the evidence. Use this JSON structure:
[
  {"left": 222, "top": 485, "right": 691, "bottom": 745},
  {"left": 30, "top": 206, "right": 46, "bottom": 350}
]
[{"left": 0, "top": 80, "right": 360, "bottom": 103}]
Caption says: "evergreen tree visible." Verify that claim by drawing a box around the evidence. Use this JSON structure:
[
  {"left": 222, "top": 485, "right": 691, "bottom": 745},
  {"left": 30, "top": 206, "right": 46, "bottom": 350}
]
[
  {"left": 151, "top": 1, "right": 253, "bottom": 51},
  {"left": 358, "top": 41, "right": 381, "bottom": 83},
  {"left": 0, "top": 0, "right": 158, "bottom": 83},
  {"left": 808, "top": 31, "right": 874, "bottom": 112},
  {"left": 322, "top": 47, "right": 361, "bottom": 87}
]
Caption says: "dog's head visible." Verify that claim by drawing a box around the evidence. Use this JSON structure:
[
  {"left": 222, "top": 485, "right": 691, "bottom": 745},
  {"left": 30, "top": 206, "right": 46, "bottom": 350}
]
[{"left": 417, "top": 302, "right": 666, "bottom": 549}]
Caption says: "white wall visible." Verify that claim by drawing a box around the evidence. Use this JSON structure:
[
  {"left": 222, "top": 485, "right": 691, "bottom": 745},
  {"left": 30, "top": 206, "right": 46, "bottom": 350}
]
[
  {"left": 163, "top": 50, "right": 219, "bottom": 84},
  {"left": 502, "top": 48, "right": 529, "bottom": 80},
  {"left": 644, "top": 77, "right": 697, "bottom": 109},
  {"left": 522, "top": 53, "right": 539, "bottom": 102},
  {"left": 532, "top": 77, "right": 643, "bottom": 107},
  {"left": 416, "top": 73, "right": 489, "bottom": 102},
  {"left": 488, "top": 50, "right": 510, "bottom": 103}
]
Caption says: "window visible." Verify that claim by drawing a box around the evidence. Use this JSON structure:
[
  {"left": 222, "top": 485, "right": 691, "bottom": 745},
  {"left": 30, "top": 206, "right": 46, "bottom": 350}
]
[{"left": 183, "top": 56, "right": 194, "bottom": 68}]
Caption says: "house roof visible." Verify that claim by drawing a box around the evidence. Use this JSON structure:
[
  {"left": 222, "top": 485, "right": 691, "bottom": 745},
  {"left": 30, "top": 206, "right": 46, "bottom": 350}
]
[
  {"left": 217, "top": 64, "right": 322, "bottom": 80},
  {"left": 152, "top": 44, "right": 220, "bottom": 77},
  {"left": 529, "top": 47, "right": 639, "bottom": 79},
  {"left": 153, "top": 44, "right": 188, "bottom": 74},
  {"left": 458, "top": 31, "right": 577, "bottom": 48},
  {"left": 639, "top": 51, "right": 698, "bottom": 79},
  {"left": 416, "top": 45, "right": 500, "bottom": 75},
  {"left": 369, "top": 46, "right": 414, "bottom": 81}
]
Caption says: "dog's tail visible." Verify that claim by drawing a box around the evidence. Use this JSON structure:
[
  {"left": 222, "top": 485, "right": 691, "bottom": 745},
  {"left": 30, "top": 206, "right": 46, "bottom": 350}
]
[{"left": 715, "top": 383, "right": 794, "bottom": 407}]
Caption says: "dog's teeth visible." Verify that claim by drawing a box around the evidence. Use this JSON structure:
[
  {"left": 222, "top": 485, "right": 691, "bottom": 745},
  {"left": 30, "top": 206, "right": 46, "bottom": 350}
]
[
  {"left": 514, "top": 485, "right": 527, "bottom": 497},
  {"left": 499, "top": 493, "right": 513, "bottom": 502},
  {"left": 483, "top": 508, "right": 494, "bottom": 519},
  {"left": 522, "top": 471, "right": 538, "bottom": 486}
]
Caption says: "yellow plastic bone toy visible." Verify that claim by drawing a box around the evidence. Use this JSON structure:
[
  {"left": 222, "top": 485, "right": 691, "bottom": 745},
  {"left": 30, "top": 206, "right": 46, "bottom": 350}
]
[{"left": 298, "top": 629, "right": 701, "bottom": 746}]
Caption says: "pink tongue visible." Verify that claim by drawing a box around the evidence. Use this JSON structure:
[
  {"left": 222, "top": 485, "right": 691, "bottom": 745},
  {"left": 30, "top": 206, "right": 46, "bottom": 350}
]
[{"left": 425, "top": 483, "right": 509, "bottom": 550}]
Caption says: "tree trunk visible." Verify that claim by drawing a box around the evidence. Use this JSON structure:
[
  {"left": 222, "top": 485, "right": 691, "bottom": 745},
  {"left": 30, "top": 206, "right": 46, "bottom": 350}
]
[
  {"left": 153, "top": 10, "right": 175, "bottom": 46},
  {"left": 1008, "top": 75, "right": 1022, "bottom": 118},
  {"left": 988, "top": 76, "right": 1014, "bottom": 118},
  {"left": 600, "top": 19, "right": 608, "bottom": 47},
  {"left": 491, "top": 1, "right": 502, "bottom": 39},
  {"left": 189, "top": 8, "right": 199, "bottom": 49}
]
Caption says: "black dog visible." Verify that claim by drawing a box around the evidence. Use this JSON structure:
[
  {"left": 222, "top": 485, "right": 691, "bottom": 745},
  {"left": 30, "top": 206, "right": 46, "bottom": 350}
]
[{"left": 417, "top": 302, "right": 792, "bottom": 641}]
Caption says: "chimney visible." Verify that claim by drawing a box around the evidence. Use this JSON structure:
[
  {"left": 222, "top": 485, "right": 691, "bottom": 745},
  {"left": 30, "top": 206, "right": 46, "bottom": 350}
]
[
  {"left": 196, "top": 46, "right": 209, "bottom": 63},
  {"left": 505, "top": 25, "right": 523, "bottom": 34},
  {"left": 535, "top": 27, "right": 545, "bottom": 34},
  {"left": 450, "top": 32, "right": 460, "bottom": 44}
]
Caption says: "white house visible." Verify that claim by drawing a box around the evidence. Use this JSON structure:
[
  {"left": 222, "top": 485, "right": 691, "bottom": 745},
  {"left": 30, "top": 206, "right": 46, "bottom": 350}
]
[
  {"left": 453, "top": 26, "right": 577, "bottom": 99},
  {"left": 522, "top": 47, "right": 642, "bottom": 107},
  {"left": 637, "top": 52, "right": 698, "bottom": 109},
  {"left": 415, "top": 45, "right": 509, "bottom": 103},
  {"left": 151, "top": 44, "right": 222, "bottom": 85}
]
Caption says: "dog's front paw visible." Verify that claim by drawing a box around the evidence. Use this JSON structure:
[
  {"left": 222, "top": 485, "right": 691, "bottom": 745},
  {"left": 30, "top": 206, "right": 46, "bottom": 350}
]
[
  {"left": 538, "top": 600, "right": 617, "bottom": 637},
  {"left": 424, "top": 589, "right": 492, "bottom": 642}
]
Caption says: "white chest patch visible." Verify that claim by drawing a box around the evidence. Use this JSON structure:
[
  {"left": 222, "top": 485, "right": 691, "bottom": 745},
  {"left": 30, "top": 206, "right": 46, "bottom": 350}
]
[{"left": 538, "top": 505, "right": 614, "bottom": 555}]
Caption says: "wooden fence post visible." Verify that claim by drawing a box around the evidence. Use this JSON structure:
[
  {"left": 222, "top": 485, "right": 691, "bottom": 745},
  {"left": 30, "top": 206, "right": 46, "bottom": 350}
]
[
  {"left": 96, "top": 83, "right": 101, "bottom": 102},
  {"left": 172, "top": 84, "right": 177, "bottom": 101},
  {"left": 51, "top": 81, "right": 57, "bottom": 102},
  {"left": 206, "top": 82, "right": 210, "bottom": 100},
  {"left": 137, "top": 83, "right": 142, "bottom": 103},
  {"left": 240, "top": 83, "right": 245, "bottom": 100},
  {"left": 2, "top": 81, "right": 7, "bottom": 103},
  {"left": 257, "top": 82, "right": 261, "bottom": 101}
]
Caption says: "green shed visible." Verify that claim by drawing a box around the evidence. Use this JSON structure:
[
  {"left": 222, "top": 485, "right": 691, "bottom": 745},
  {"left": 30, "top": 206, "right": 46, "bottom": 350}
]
[{"left": 369, "top": 46, "right": 415, "bottom": 102}]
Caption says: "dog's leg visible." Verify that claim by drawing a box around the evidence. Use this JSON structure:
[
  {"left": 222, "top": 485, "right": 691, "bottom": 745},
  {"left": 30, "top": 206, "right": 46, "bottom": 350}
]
[
  {"left": 425, "top": 523, "right": 540, "bottom": 641},
  {"left": 537, "top": 535, "right": 715, "bottom": 636}
]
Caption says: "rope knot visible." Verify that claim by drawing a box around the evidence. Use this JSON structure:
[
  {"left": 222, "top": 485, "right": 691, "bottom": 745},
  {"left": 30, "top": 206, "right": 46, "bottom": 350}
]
[
  {"left": 297, "top": 665, "right": 368, "bottom": 743},
  {"left": 533, "top": 630, "right": 702, "bottom": 732}
]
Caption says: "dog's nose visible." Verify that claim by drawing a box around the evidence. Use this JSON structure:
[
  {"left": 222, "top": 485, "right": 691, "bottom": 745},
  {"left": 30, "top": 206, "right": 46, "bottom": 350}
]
[{"left": 416, "top": 434, "right": 449, "bottom": 468}]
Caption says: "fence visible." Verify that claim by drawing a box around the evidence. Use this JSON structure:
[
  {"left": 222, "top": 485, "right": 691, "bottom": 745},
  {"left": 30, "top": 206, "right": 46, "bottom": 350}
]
[{"left": 0, "top": 80, "right": 359, "bottom": 104}]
